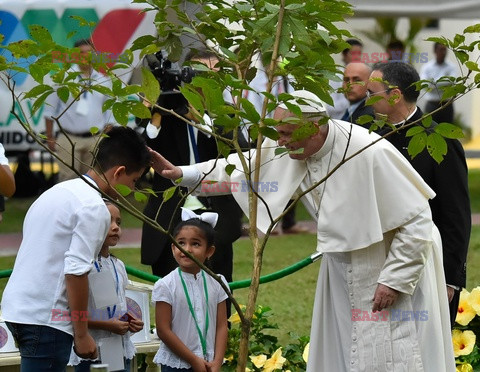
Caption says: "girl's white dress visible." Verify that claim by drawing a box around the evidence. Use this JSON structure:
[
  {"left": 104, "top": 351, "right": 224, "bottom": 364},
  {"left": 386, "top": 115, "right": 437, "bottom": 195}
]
[
  {"left": 152, "top": 269, "right": 228, "bottom": 369},
  {"left": 68, "top": 255, "right": 136, "bottom": 366}
]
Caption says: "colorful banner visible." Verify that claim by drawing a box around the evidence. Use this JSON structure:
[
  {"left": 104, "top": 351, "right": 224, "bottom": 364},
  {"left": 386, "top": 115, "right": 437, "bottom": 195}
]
[{"left": 0, "top": 0, "right": 155, "bottom": 151}]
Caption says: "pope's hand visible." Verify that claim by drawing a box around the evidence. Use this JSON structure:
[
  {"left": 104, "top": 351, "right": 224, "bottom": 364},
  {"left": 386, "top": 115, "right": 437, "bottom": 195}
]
[
  {"left": 372, "top": 283, "right": 399, "bottom": 312},
  {"left": 149, "top": 148, "right": 183, "bottom": 180}
]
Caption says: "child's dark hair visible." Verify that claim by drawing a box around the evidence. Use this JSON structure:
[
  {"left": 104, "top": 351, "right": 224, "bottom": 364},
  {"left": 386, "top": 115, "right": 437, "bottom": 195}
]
[
  {"left": 173, "top": 218, "right": 216, "bottom": 247},
  {"left": 93, "top": 126, "right": 151, "bottom": 174}
]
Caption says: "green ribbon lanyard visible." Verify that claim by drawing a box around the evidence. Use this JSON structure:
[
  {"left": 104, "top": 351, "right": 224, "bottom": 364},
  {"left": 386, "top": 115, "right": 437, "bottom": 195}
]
[{"left": 178, "top": 268, "right": 209, "bottom": 359}]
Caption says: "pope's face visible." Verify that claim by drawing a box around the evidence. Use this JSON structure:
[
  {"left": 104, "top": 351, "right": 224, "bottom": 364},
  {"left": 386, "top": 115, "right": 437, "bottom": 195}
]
[{"left": 274, "top": 108, "right": 326, "bottom": 160}]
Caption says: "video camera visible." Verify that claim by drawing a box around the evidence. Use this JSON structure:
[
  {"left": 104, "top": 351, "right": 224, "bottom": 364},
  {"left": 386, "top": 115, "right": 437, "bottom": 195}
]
[{"left": 144, "top": 51, "right": 197, "bottom": 116}]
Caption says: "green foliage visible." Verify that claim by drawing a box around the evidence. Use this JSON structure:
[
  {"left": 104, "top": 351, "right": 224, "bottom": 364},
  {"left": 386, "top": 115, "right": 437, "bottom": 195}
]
[{"left": 224, "top": 305, "right": 309, "bottom": 371}]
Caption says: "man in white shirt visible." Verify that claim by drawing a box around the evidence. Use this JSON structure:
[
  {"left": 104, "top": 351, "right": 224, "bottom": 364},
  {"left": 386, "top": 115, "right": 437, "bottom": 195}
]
[
  {"left": 1, "top": 127, "right": 150, "bottom": 371},
  {"left": 44, "top": 38, "right": 113, "bottom": 182},
  {"left": 420, "top": 42, "right": 459, "bottom": 123},
  {"left": 149, "top": 90, "right": 455, "bottom": 371}
]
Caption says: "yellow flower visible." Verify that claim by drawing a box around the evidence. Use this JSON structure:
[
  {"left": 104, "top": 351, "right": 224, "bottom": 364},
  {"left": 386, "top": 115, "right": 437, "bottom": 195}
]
[
  {"left": 468, "top": 287, "right": 480, "bottom": 316},
  {"left": 456, "top": 289, "right": 476, "bottom": 326},
  {"left": 263, "top": 347, "right": 286, "bottom": 372},
  {"left": 456, "top": 363, "right": 473, "bottom": 372},
  {"left": 250, "top": 354, "right": 267, "bottom": 369},
  {"left": 303, "top": 342, "right": 310, "bottom": 363},
  {"left": 452, "top": 329, "right": 476, "bottom": 357},
  {"left": 224, "top": 354, "right": 234, "bottom": 363},
  {"left": 245, "top": 369, "right": 252, "bottom": 372},
  {"left": 228, "top": 312, "right": 241, "bottom": 324}
]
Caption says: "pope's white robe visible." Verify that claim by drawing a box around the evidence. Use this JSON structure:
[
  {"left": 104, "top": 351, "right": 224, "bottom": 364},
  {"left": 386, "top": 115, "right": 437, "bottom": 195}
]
[{"left": 179, "top": 120, "right": 455, "bottom": 371}]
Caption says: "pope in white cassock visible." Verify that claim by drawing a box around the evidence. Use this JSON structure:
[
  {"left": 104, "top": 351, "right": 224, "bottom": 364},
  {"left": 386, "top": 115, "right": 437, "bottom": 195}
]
[{"left": 150, "top": 90, "right": 455, "bottom": 371}]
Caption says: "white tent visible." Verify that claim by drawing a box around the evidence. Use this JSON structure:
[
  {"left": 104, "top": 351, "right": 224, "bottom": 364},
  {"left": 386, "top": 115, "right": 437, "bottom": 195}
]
[{"left": 349, "top": 0, "right": 480, "bottom": 18}]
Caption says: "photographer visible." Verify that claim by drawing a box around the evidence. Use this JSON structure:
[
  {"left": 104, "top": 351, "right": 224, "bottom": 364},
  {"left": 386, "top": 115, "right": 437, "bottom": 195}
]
[{"left": 139, "top": 50, "right": 244, "bottom": 303}]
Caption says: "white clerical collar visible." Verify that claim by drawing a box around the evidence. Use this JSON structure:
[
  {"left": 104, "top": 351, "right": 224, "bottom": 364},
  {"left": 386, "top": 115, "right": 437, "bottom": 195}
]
[
  {"left": 309, "top": 120, "right": 335, "bottom": 162},
  {"left": 392, "top": 106, "right": 418, "bottom": 127}
]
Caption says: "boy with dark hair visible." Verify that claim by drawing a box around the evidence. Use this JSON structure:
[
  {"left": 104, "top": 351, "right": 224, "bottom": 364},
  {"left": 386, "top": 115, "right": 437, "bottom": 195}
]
[{"left": 1, "top": 126, "right": 150, "bottom": 372}]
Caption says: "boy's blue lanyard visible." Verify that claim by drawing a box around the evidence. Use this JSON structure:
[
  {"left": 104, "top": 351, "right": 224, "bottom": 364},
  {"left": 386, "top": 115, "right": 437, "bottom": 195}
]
[
  {"left": 94, "top": 257, "right": 119, "bottom": 319},
  {"left": 178, "top": 268, "right": 209, "bottom": 359}
]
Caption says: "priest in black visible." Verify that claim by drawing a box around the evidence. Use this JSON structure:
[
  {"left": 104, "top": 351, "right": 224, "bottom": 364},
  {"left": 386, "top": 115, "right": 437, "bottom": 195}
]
[{"left": 368, "top": 61, "right": 471, "bottom": 326}]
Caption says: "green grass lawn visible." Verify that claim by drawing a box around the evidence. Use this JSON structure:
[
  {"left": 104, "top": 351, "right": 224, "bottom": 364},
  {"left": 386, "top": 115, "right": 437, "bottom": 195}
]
[
  {"left": 2, "top": 227, "right": 480, "bottom": 345},
  {"left": 0, "top": 168, "right": 479, "bottom": 344}
]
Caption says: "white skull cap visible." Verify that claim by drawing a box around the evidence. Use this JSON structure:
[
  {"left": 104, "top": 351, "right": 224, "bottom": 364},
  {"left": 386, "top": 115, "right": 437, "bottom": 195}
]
[{"left": 278, "top": 89, "right": 327, "bottom": 113}]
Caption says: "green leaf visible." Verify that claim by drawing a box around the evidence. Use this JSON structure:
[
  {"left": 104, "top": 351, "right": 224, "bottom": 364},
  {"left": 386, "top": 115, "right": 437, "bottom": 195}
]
[
  {"left": 31, "top": 91, "right": 53, "bottom": 114},
  {"left": 426, "top": 132, "right": 448, "bottom": 164},
  {"left": 239, "top": 97, "right": 260, "bottom": 124},
  {"left": 69, "top": 15, "right": 96, "bottom": 28},
  {"left": 112, "top": 78, "right": 123, "bottom": 96},
  {"left": 129, "top": 100, "right": 152, "bottom": 119},
  {"left": 122, "top": 85, "right": 142, "bottom": 96},
  {"left": 28, "top": 25, "right": 53, "bottom": 43},
  {"left": 465, "top": 61, "right": 480, "bottom": 72},
  {"left": 131, "top": 35, "right": 157, "bottom": 51},
  {"left": 57, "top": 86, "right": 69, "bottom": 103},
  {"left": 441, "top": 84, "right": 466, "bottom": 100},
  {"left": 434, "top": 123, "right": 464, "bottom": 139},
  {"left": 134, "top": 191, "right": 148, "bottom": 203},
  {"left": 217, "top": 141, "right": 231, "bottom": 159},
  {"left": 23, "top": 84, "right": 52, "bottom": 99},
  {"left": 452, "top": 34, "right": 465, "bottom": 48},
  {"left": 365, "top": 95, "right": 385, "bottom": 106},
  {"left": 453, "top": 50, "right": 469, "bottom": 64},
  {"left": 112, "top": 102, "right": 129, "bottom": 125},
  {"left": 29, "top": 64, "right": 46, "bottom": 84},
  {"left": 163, "top": 186, "right": 177, "bottom": 202},
  {"left": 425, "top": 37, "right": 447, "bottom": 45},
  {"left": 407, "top": 132, "right": 427, "bottom": 159},
  {"left": 180, "top": 87, "right": 204, "bottom": 113},
  {"left": 274, "top": 147, "right": 289, "bottom": 156},
  {"left": 259, "top": 126, "right": 279, "bottom": 140},
  {"left": 225, "top": 164, "right": 236, "bottom": 176},
  {"left": 102, "top": 98, "right": 116, "bottom": 112},
  {"left": 354, "top": 115, "right": 374, "bottom": 125},
  {"left": 422, "top": 114, "right": 432, "bottom": 128},
  {"left": 90, "top": 85, "right": 113, "bottom": 96},
  {"left": 115, "top": 184, "right": 132, "bottom": 196},
  {"left": 162, "top": 34, "right": 183, "bottom": 62},
  {"left": 405, "top": 126, "right": 425, "bottom": 137},
  {"left": 141, "top": 67, "right": 160, "bottom": 105}
]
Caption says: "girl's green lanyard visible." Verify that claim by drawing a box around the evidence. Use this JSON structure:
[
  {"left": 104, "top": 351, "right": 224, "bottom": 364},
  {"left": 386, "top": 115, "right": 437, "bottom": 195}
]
[{"left": 178, "top": 268, "right": 209, "bottom": 359}]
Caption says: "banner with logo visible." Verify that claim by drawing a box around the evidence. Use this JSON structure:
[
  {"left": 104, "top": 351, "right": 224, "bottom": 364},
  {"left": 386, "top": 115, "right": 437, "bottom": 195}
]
[{"left": 0, "top": 0, "right": 156, "bottom": 151}]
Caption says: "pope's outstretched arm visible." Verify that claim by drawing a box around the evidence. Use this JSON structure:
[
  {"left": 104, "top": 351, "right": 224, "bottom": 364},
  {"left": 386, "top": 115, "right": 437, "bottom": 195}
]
[{"left": 149, "top": 148, "right": 183, "bottom": 181}]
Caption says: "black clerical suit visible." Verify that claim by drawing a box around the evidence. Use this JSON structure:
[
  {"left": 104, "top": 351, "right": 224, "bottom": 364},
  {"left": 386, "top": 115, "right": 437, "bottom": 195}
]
[
  {"left": 140, "top": 115, "right": 244, "bottom": 281},
  {"left": 341, "top": 98, "right": 374, "bottom": 125},
  {"left": 376, "top": 108, "right": 471, "bottom": 326}
]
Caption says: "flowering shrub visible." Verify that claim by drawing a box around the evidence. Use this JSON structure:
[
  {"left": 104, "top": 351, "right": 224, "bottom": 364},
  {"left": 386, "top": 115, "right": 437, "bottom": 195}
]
[
  {"left": 453, "top": 288, "right": 480, "bottom": 371},
  {"left": 224, "top": 305, "right": 309, "bottom": 371}
]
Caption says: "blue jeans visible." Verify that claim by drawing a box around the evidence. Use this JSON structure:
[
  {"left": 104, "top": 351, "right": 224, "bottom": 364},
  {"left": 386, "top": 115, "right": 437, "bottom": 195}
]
[
  {"left": 161, "top": 366, "right": 193, "bottom": 372},
  {"left": 6, "top": 322, "right": 73, "bottom": 372}
]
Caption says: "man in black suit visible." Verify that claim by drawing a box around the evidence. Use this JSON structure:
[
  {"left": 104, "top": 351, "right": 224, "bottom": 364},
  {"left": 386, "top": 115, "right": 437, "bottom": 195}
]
[
  {"left": 140, "top": 50, "right": 244, "bottom": 299},
  {"left": 340, "top": 63, "right": 374, "bottom": 123},
  {"left": 368, "top": 61, "right": 471, "bottom": 326}
]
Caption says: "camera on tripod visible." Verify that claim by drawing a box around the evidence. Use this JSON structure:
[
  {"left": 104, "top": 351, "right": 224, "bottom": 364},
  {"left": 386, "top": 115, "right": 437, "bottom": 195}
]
[{"left": 145, "top": 51, "right": 198, "bottom": 116}]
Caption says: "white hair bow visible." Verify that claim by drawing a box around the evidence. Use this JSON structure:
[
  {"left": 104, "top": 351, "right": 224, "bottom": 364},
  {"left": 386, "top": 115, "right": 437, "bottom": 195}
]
[{"left": 181, "top": 207, "right": 218, "bottom": 228}]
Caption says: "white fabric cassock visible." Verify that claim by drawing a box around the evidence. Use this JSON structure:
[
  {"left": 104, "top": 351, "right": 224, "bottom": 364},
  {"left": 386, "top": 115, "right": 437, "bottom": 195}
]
[{"left": 176, "top": 90, "right": 455, "bottom": 371}]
